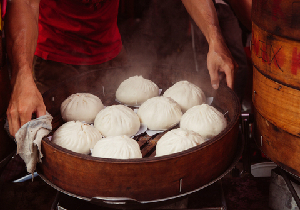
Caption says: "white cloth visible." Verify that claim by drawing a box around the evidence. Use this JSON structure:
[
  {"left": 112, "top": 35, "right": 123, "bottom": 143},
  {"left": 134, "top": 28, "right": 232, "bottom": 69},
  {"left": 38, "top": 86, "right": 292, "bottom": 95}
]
[{"left": 15, "top": 113, "right": 53, "bottom": 175}]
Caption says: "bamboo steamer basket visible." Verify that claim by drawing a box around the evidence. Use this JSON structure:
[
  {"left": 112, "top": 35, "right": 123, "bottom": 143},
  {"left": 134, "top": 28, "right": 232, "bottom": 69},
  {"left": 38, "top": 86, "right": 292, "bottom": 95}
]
[
  {"left": 37, "top": 65, "right": 241, "bottom": 207},
  {"left": 252, "top": 0, "right": 300, "bottom": 177}
]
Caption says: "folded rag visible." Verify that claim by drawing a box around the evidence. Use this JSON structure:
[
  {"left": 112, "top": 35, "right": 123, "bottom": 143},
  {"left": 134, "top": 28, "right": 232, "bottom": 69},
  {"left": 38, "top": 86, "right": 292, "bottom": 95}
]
[{"left": 15, "top": 113, "right": 53, "bottom": 176}]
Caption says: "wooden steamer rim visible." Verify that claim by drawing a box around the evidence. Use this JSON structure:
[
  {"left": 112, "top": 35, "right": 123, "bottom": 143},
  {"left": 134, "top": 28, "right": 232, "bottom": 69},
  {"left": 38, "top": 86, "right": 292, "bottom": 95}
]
[
  {"left": 37, "top": 67, "right": 241, "bottom": 206},
  {"left": 252, "top": 0, "right": 300, "bottom": 41},
  {"left": 38, "top": 125, "right": 243, "bottom": 207}
]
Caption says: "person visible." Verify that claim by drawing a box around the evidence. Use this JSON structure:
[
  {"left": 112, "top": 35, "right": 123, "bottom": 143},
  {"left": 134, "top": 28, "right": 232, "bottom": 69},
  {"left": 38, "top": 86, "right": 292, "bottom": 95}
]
[{"left": 5, "top": 0, "right": 237, "bottom": 138}]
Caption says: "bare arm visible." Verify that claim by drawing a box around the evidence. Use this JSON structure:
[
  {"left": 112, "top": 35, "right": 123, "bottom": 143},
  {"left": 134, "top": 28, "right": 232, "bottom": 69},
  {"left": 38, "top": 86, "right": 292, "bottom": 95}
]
[
  {"left": 6, "top": 0, "right": 46, "bottom": 137},
  {"left": 182, "top": 0, "right": 237, "bottom": 89}
]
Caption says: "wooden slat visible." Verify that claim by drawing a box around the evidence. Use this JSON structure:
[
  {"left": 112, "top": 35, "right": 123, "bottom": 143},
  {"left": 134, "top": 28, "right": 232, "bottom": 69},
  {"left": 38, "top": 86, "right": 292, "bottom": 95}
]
[
  {"left": 254, "top": 109, "right": 300, "bottom": 177},
  {"left": 252, "top": 67, "right": 300, "bottom": 137},
  {"left": 252, "top": 23, "right": 300, "bottom": 89},
  {"left": 140, "top": 132, "right": 166, "bottom": 158}
]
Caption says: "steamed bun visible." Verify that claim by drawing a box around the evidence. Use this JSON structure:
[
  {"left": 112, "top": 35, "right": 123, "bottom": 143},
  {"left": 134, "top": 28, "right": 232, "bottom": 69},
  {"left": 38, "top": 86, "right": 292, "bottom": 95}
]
[
  {"left": 91, "top": 135, "right": 142, "bottom": 159},
  {"left": 116, "top": 75, "right": 159, "bottom": 106},
  {"left": 61, "top": 93, "right": 104, "bottom": 123},
  {"left": 163, "top": 80, "right": 206, "bottom": 112},
  {"left": 94, "top": 105, "right": 140, "bottom": 137},
  {"left": 137, "top": 96, "right": 182, "bottom": 130},
  {"left": 52, "top": 121, "right": 102, "bottom": 154},
  {"left": 180, "top": 104, "right": 227, "bottom": 139},
  {"left": 156, "top": 128, "right": 205, "bottom": 157}
]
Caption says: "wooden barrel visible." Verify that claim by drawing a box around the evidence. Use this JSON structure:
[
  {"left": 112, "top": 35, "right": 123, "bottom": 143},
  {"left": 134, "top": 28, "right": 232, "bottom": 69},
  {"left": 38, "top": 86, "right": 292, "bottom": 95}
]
[{"left": 252, "top": 0, "right": 300, "bottom": 177}]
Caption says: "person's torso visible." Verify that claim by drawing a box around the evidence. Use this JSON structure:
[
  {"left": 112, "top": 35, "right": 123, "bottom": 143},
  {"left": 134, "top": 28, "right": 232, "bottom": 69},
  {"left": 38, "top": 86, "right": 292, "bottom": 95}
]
[{"left": 35, "top": 0, "right": 122, "bottom": 65}]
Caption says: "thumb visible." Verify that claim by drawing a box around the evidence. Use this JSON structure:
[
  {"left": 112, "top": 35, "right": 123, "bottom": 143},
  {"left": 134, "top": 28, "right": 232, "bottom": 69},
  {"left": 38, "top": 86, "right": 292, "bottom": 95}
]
[
  {"left": 36, "top": 105, "right": 47, "bottom": 118},
  {"left": 209, "top": 71, "right": 220, "bottom": 90},
  {"left": 207, "top": 59, "right": 220, "bottom": 90}
]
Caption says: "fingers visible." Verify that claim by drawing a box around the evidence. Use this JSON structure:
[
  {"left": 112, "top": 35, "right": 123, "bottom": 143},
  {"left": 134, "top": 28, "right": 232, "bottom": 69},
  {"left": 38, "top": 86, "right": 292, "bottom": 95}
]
[
  {"left": 223, "top": 64, "right": 234, "bottom": 89},
  {"left": 7, "top": 106, "right": 20, "bottom": 137},
  {"left": 36, "top": 103, "right": 47, "bottom": 118},
  {"left": 209, "top": 56, "right": 236, "bottom": 90},
  {"left": 208, "top": 61, "right": 235, "bottom": 90},
  {"left": 207, "top": 60, "right": 220, "bottom": 90},
  {"left": 6, "top": 91, "right": 46, "bottom": 137},
  {"left": 19, "top": 107, "right": 34, "bottom": 127},
  {"left": 224, "top": 61, "right": 238, "bottom": 89},
  {"left": 207, "top": 40, "right": 237, "bottom": 90},
  {"left": 6, "top": 73, "right": 46, "bottom": 137},
  {"left": 210, "top": 71, "right": 220, "bottom": 90},
  {"left": 7, "top": 103, "right": 35, "bottom": 137}
]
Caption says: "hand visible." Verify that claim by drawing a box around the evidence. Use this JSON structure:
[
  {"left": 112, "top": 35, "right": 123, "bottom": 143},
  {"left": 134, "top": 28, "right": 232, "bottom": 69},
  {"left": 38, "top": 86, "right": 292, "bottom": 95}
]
[
  {"left": 207, "top": 38, "right": 238, "bottom": 89},
  {"left": 6, "top": 71, "right": 46, "bottom": 137}
]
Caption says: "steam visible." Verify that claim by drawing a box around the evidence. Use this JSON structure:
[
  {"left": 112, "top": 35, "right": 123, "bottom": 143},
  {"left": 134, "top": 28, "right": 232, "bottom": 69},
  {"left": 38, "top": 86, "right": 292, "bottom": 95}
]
[{"left": 119, "top": 0, "right": 213, "bottom": 96}]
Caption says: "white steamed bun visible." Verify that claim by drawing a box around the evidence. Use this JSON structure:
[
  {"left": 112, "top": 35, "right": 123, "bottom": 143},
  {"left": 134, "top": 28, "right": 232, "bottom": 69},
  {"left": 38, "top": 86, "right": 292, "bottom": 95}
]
[
  {"left": 61, "top": 93, "right": 104, "bottom": 123},
  {"left": 163, "top": 80, "right": 206, "bottom": 112},
  {"left": 52, "top": 121, "right": 102, "bottom": 154},
  {"left": 116, "top": 75, "right": 159, "bottom": 106},
  {"left": 91, "top": 135, "right": 142, "bottom": 159},
  {"left": 137, "top": 96, "right": 182, "bottom": 130},
  {"left": 156, "top": 128, "right": 205, "bottom": 157},
  {"left": 94, "top": 105, "right": 140, "bottom": 137},
  {"left": 180, "top": 104, "right": 227, "bottom": 139}
]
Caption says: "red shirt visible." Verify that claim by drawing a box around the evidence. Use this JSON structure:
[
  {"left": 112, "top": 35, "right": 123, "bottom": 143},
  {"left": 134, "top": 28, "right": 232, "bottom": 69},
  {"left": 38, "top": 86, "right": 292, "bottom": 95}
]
[{"left": 35, "top": 0, "right": 122, "bottom": 65}]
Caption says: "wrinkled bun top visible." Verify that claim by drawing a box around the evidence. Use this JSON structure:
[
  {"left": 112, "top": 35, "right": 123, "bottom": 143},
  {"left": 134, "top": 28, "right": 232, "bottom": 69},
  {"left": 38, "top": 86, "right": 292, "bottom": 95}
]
[
  {"left": 116, "top": 75, "right": 159, "bottom": 106},
  {"left": 163, "top": 80, "right": 206, "bottom": 113},
  {"left": 156, "top": 128, "right": 205, "bottom": 157},
  {"left": 94, "top": 105, "right": 140, "bottom": 137},
  {"left": 137, "top": 96, "right": 182, "bottom": 130},
  {"left": 180, "top": 104, "right": 227, "bottom": 139},
  {"left": 52, "top": 121, "right": 102, "bottom": 155},
  {"left": 61, "top": 93, "right": 104, "bottom": 123},
  {"left": 91, "top": 135, "right": 142, "bottom": 159}
]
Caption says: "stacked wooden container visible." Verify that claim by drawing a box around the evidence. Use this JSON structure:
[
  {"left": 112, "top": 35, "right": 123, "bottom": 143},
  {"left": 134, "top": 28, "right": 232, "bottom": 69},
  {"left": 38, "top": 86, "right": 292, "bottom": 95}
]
[{"left": 252, "top": 0, "right": 300, "bottom": 176}]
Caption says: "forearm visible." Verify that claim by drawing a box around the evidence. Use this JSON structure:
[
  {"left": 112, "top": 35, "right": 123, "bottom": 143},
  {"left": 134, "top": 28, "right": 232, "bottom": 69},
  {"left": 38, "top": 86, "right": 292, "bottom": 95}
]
[
  {"left": 181, "top": 0, "right": 223, "bottom": 45},
  {"left": 5, "top": 0, "right": 40, "bottom": 85}
]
